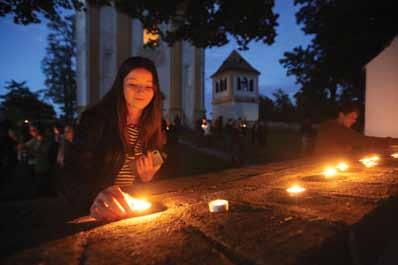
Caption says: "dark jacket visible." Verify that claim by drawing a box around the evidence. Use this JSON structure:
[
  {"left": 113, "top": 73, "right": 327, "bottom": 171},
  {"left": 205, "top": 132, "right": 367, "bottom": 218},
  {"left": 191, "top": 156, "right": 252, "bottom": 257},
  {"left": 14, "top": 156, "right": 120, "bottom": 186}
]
[
  {"left": 314, "top": 120, "right": 395, "bottom": 156},
  {"left": 58, "top": 108, "right": 131, "bottom": 214}
]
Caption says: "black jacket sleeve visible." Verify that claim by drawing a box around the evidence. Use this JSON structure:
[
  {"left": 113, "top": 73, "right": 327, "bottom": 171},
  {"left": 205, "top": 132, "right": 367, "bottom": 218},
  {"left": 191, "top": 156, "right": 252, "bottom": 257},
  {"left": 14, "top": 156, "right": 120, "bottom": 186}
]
[{"left": 58, "top": 111, "right": 107, "bottom": 215}]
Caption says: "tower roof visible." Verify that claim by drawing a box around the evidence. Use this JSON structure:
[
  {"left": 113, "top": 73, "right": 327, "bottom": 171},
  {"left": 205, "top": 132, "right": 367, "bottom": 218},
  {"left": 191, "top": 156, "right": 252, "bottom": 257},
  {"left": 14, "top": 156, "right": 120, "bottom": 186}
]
[{"left": 211, "top": 50, "right": 260, "bottom": 78}]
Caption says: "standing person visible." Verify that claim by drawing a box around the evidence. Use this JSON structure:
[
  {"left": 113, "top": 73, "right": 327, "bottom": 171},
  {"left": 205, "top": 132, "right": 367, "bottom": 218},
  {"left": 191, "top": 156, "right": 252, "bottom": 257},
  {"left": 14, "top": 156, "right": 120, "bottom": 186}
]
[
  {"left": 18, "top": 124, "right": 52, "bottom": 196},
  {"left": 56, "top": 124, "right": 75, "bottom": 168},
  {"left": 59, "top": 57, "right": 165, "bottom": 221}
]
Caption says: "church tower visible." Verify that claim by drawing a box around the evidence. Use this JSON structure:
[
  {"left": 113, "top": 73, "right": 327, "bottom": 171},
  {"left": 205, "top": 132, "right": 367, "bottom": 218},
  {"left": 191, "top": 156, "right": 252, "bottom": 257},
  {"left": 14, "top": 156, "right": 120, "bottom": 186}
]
[
  {"left": 211, "top": 50, "right": 260, "bottom": 121},
  {"left": 75, "top": 2, "right": 205, "bottom": 128}
]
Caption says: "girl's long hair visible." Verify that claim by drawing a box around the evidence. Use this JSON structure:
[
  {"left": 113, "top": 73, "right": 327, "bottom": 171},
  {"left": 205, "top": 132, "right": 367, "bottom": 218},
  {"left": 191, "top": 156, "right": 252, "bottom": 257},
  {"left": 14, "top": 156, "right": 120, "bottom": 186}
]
[{"left": 93, "top": 56, "right": 164, "bottom": 151}]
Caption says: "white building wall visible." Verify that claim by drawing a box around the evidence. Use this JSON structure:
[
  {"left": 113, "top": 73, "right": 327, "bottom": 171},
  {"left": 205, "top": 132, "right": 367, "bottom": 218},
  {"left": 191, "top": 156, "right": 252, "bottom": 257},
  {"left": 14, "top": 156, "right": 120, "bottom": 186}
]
[
  {"left": 76, "top": 8, "right": 203, "bottom": 122},
  {"left": 131, "top": 19, "right": 143, "bottom": 56},
  {"left": 99, "top": 6, "right": 117, "bottom": 97},
  {"left": 181, "top": 42, "right": 195, "bottom": 126},
  {"left": 212, "top": 102, "right": 259, "bottom": 121},
  {"left": 75, "top": 5, "right": 88, "bottom": 108},
  {"left": 156, "top": 44, "right": 170, "bottom": 115},
  {"left": 365, "top": 37, "right": 398, "bottom": 138}
]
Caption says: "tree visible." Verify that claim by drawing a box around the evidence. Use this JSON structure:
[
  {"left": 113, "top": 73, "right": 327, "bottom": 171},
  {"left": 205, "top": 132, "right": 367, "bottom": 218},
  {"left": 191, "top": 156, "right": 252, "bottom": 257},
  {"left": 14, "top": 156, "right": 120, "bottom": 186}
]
[
  {"left": 41, "top": 15, "right": 77, "bottom": 120},
  {"left": 0, "top": 80, "right": 56, "bottom": 123},
  {"left": 1, "top": 0, "right": 279, "bottom": 50},
  {"left": 0, "top": 0, "right": 83, "bottom": 24},
  {"left": 272, "top": 89, "right": 296, "bottom": 122},
  {"left": 280, "top": 0, "right": 397, "bottom": 114},
  {"left": 258, "top": 96, "right": 275, "bottom": 121}
]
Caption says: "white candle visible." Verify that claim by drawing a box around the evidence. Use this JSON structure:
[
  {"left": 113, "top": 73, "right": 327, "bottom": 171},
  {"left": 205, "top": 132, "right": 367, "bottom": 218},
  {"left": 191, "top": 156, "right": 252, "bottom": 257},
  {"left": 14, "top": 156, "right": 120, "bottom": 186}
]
[{"left": 208, "top": 199, "right": 229, "bottom": 213}]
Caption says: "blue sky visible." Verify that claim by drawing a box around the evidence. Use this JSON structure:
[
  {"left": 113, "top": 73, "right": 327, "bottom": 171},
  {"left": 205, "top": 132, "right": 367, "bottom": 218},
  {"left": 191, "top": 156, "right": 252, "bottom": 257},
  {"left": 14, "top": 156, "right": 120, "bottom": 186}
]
[{"left": 0, "top": 0, "right": 311, "bottom": 115}]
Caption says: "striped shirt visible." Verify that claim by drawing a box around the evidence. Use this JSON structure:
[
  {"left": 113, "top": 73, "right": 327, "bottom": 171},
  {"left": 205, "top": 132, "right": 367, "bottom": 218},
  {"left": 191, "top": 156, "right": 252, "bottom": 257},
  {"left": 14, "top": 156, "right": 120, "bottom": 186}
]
[{"left": 114, "top": 124, "right": 144, "bottom": 186}]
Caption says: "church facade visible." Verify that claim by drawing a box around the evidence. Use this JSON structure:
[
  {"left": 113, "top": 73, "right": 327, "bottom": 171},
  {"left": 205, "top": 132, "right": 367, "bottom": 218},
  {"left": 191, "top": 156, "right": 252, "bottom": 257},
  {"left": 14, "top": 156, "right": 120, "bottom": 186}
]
[
  {"left": 75, "top": 3, "right": 205, "bottom": 128},
  {"left": 211, "top": 50, "right": 260, "bottom": 122}
]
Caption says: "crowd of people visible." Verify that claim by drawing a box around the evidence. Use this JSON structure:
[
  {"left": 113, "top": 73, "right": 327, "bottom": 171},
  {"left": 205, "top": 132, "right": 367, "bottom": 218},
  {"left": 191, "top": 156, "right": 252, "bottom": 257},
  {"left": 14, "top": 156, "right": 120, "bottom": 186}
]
[
  {"left": 0, "top": 119, "right": 75, "bottom": 200},
  {"left": 194, "top": 116, "right": 269, "bottom": 164}
]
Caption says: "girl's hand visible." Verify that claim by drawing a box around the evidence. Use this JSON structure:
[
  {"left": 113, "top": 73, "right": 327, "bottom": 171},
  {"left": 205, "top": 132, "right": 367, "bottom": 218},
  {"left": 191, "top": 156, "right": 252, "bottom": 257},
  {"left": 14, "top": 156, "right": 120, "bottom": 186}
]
[
  {"left": 136, "top": 152, "right": 161, "bottom": 183},
  {"left": 90, "top": 186, "right": 132, "bottom": 221}
]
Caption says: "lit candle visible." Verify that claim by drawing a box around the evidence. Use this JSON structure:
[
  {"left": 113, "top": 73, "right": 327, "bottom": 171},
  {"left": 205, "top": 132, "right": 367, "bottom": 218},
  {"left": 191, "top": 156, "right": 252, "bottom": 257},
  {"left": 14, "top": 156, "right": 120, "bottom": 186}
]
[
  {"left": 336, "top": 162, "right": 349, "bottom": 171},
  {"left": 286, "top": 185, "right": 306, "bottom": 195},
  {"left": 391, "top": 153, "right": 398, "bottom": 159},
  {"left": 208, "top": 199, "right": 229, "bottom": 213},
  {"left": 323, "top": 167, "right": 337, "bottom": 177},
  {"left": 124, "top": 194, "right": 152, "bottom": 212},
  {"left": 359, "top": 155, "right": 380, "bottom": 168}
]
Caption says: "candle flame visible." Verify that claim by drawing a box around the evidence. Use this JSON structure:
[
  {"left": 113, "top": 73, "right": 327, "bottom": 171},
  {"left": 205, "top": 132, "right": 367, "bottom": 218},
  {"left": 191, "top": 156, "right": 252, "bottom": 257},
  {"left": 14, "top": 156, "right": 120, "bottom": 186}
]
[
  {"left": 359, "top": 155, "right": 380, "bottom": 168},
  {"left": 323, "top": 167, "right": 337, "bottom": 177},
  {"left": 124, "top": 194, "right": 151, "bottom": 212},
  {"left": 336, "top": 162, "right": 349, "bottom": 171},
  {"left": 209, "top": 199, "right": 228, "bottom": 207},
  {"left": 286, "top": 185, "right": 305, "bottom": 194}
]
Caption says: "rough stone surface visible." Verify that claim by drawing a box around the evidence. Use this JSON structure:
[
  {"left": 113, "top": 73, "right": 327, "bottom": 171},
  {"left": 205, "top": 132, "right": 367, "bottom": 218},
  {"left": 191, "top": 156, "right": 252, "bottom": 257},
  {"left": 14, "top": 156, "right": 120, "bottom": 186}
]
[{"left": 1, "top": 156, "right": 398, "bottom": 264}]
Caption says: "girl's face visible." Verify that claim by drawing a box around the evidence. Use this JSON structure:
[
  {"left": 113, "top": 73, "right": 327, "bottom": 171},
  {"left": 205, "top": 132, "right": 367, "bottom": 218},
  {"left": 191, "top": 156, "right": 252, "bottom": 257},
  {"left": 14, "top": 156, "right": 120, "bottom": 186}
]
[{"left": 123, "top": 68, "right": 155, "bottom": 111}]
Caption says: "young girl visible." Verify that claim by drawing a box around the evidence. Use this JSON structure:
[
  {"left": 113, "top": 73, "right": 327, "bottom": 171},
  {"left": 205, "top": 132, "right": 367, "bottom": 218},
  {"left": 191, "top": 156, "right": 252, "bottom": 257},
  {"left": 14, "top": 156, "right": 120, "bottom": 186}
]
[{"left": 60, "top": 57, "right": 164, "bottom": 221}]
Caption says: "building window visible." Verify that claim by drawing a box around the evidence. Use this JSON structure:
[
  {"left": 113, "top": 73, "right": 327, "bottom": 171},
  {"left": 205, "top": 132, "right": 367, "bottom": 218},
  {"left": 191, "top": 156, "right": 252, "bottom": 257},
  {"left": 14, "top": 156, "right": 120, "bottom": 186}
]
[
  {"left": 249, "top": 79, "right": 254, "bottom": 92},
  {"left": 237, "top": 77, "right": 241, "bottom": 90},
  {"left": 241, "top": 77, "right": 248, "bottom": 91},
  {"left": 216, "top": 81, "right": 219, "bottom": 93},
  {"left": 143, "top": 28, "right": 160, "bottom": 46}
]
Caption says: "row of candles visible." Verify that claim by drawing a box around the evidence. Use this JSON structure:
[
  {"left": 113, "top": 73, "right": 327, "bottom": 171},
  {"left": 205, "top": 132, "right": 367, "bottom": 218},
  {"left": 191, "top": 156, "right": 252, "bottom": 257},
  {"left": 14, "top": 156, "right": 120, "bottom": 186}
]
[
  {"left": 120, "top": 153, "right": 398, "bottom": 216},
  {"left": 287, "top": 152, "right": 398, "bottom": 196}
]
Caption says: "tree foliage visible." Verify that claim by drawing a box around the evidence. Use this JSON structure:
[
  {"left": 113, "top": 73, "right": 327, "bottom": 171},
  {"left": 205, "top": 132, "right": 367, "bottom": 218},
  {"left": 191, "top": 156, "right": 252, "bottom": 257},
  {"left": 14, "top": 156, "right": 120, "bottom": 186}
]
[
  {"left": 259, "top": 89, "right": 296, "bottom": 122},
  {"left": 0, "top": 80, "right": 56, "bottom": 123},
  {"left": 280, "top": 0, "right": 397, "bottom": 119},
  {"left": 41, "top": 15, "right": 77, "bottom": 120},
  {"left": 1, "top": 0, "right": 279, "bottom": 49},
  {"left": 0, "top": 0, "right": 83, "bottom": 24}
]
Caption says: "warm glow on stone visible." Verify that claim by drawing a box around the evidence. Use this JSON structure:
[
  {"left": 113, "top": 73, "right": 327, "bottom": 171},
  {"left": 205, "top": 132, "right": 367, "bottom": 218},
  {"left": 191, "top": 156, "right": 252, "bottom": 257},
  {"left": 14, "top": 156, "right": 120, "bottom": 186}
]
[
  {"left": 208, "top": 199, "right": 229, "bottom": 213},
  {"left": 286, "top": 185, "right": 305, "bottom": 194},
  {"left": 336, "top": 162, "right": 349, "bottom": 171},
  {"left": 391, "top": 153, "right": 398, "bottom": 159}
]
